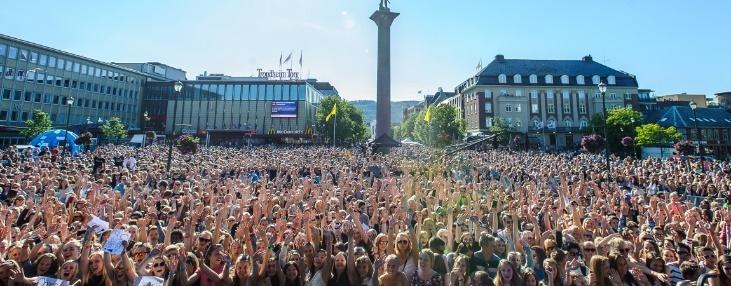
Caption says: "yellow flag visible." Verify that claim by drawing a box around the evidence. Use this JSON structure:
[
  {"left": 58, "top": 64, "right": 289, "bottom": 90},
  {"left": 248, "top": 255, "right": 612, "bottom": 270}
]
[
  {"left": 326, "top": 103, "right": 337, "bottom": 121},
  {"left": 424, "top": 106, "right": 432, "bottom": 123}
]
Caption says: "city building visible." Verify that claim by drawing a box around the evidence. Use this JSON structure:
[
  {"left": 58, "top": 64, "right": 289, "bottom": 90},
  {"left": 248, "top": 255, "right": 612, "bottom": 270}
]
[
  {"left": 716, "top": 92, "right": 731, "bottom": 111},
  {"left": 403, "top": 88, "right": 454, "bottom": 119},
  {"left": 637, "top": 89, "right": 659, "bottom": 112},
  {"left": 455, "top": 54, "right": 638, "bottom": 149},
  {"left": 645, "top": 106, "right": 731, "bottom": 159},
  {"left": 656, "top": 93, "right": 708, "bottom": 108},
  {"left": 0, "top": 34, "right": 345, "bottom": 147},
  {"left": 142, "top": 77, "right": 328, "bottom": 145},
  {"left": 0, "top": 33, "right": 147, "bottom": 146},
  {"left": 311, "top": 81, "right": 339, "bottom": 97},
  {"left": 114, "top": 62, "right": 187, "bottom": 81}
]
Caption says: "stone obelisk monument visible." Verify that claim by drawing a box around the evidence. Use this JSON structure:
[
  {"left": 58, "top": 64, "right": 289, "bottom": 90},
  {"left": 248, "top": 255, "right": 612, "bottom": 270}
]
[{"left": 370, "top": 0, "right": 399, "bottom": 146}]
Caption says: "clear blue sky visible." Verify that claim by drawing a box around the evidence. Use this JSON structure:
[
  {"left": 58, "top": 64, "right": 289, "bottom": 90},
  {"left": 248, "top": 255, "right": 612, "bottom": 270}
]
[{"left": 2, "top": 0, "right": 729, "bottom": 101}]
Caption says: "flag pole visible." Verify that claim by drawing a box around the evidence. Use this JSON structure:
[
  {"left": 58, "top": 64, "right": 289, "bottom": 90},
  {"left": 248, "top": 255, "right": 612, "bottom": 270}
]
[
  {"left": 332, "top": 112, "right": 337, "bottom": 147},
  {"left": 299, "top": 50, "right": 303, "bottom": 78}
]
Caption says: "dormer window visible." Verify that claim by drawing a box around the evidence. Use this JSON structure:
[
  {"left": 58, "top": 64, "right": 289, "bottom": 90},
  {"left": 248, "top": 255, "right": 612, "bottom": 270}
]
[
  {"left": 576, "top": 75, "right": 585, "bottom": 85},
  {"left": 498, "top": 74, "right": 507, "bottom": 84},
  {"left": 592, "top": 75, "right": 600, "bottom": 85},
  {"left": 560, "top": 75, "right": 569, "bottom": 84},
  {"left": 607, "top": 75, "right": 616, "bottom": 85},
  {"left": 513, "top": 74, "right": 522, "bottom": 84},
  {"left": 545, "top": 75, "right": 553, "bottom": 84},
  {"left": 529, "top": 74, "right": 537, "bottom": 84}
]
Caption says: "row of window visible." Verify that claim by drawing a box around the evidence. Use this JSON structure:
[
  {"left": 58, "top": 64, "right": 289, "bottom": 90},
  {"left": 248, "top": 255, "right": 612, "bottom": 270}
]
[
  {"left": 686, "top": 128, "right": 731, "bottom": 142},
  {"left": 0, "top": 43, "right": 139, "bottom": 84},
  {"left": 498, "top": 74, "right": 617, "bottom": 85},
  {"left": 146, "top": 83, "right": 321, "bottom": 103},
  {"left": 0, "top": 109, "right": 132, "bottom": 126},
  {"left": 1, "top": 65, "right": 139, "bottom": 100},
  {"left": 0, "top": 110, "right": 31, "bottom": 122},
  {"left": 483, "top": 117, "right": 591, "bottom": 129},
  {"left": 480, "top": 89, "right": 624, "bottom": 99},
  {"left": 471, "top": 99, "right": 624, "bottom": 118},
  {"left": 0, "top": 88, "right": 137, "bottom": 113}
]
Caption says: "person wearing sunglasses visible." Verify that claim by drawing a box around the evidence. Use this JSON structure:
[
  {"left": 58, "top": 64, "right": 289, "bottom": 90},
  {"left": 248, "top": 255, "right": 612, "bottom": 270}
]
[
  {"left": 666, "top": 243, "right": 692, "bottom": 285},
  {"left": 393, "top": 232, "right": 417, "bottom": 278},
  {"left": 581, "top": 242, "right": 597, "bottom": 263}
]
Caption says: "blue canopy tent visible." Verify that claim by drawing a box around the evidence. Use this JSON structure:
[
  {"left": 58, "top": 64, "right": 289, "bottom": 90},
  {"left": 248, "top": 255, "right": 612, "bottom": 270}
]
[{"left": 29, "top": 129, "right": 81, "bottom": 153}]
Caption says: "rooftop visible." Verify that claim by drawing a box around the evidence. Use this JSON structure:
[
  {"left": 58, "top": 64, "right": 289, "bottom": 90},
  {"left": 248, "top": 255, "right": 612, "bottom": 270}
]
[
  {"left": 646, "top": 106, "right": 731, "bottom": 128},
  {"left": 0, "top": 33, "right": 147, "bottom": 77},
  {"left": 458, "top": 54, "right": 638, "bottom": 91}
]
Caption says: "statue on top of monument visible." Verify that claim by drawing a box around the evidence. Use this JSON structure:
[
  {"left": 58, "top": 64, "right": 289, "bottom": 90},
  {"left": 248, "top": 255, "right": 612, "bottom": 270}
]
[{"left": 380, "top": 0, "right": 390, "bottom": 9}]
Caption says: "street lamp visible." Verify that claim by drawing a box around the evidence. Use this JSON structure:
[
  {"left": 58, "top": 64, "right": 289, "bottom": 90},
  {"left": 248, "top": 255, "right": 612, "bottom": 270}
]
[
  {"left": 166, "top": 81, "right": 183, "bottom": 178},
  {"left": 689, "top": 101, "right": 704, "bottom": 170},
  {"left": 598, "top": 81, "right": 611, "bottom": 183},
  {"left": 629, "top": 117, "right": 636, "bottom": 158},
  {"left": 62, "top": 96, "right": 74, "bottom": 160},
  {"left": 143, "top": 111, "right": 150, "bottom": 131}
]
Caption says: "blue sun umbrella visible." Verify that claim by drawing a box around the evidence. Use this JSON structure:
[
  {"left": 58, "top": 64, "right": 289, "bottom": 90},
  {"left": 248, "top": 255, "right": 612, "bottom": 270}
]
[{"left": 29, "top": 129, "right": 81, "bottom": 153}]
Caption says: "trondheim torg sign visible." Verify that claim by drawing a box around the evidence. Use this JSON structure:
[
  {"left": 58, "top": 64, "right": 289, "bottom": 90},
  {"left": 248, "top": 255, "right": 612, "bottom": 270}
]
[{"left": 257, "top": 68, "right": 300, "bottom": 80}]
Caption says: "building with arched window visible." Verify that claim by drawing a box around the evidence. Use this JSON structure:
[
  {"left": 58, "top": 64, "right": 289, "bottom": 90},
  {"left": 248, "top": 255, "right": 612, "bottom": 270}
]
[{"left": 455, "top": 54, "right": 638, "bottom": 149}]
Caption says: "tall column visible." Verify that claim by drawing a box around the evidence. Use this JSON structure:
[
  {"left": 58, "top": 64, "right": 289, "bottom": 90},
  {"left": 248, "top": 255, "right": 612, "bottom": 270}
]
[{"left": 370, "top": 7, "right": 399, "bottom": 140}]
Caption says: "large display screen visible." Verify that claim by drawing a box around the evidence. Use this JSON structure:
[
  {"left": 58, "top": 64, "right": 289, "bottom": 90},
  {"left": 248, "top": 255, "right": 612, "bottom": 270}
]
[{"left": 271, "top": 101, "right": 298, "bottom": 118}]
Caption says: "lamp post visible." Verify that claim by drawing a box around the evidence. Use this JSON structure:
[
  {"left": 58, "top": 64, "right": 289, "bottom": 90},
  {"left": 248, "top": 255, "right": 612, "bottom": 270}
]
[
  {"left": 689, "top": 101, "right": 704, "bottom": 171},
  {"left": 143, "top": 111, "right": 150, "bottom": 131},
  {"left": 630, "top": 118, "right": 636, "bottom": 158},
  {"left": 598, "top": 81, "right": 611, "bottom": 183},
  {"left": 62, "top": 96, "right": 74, "bottom": 160},
  {"left": 166, "top": 81, "right": 183, "bottom": 178}
]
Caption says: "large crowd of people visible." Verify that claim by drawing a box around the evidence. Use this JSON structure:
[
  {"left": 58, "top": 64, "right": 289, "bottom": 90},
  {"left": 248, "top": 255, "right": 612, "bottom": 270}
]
[{"left": 0, "top": 143, "right": 730, "bottom": 286}]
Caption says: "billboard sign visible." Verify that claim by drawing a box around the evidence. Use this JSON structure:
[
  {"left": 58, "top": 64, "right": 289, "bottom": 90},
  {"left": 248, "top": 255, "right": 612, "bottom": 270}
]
[{"left": 271, "top": 101, "right": 298, "bottom": 118}]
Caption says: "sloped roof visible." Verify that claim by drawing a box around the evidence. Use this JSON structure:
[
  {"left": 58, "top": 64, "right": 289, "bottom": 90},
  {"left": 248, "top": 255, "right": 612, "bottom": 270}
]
[
  {"left": 648, "top": 106, "right": 731, "bottom": 128},
  {"left": 312, "top": 82, "right": 335, "bottom": 91},
  {"left": 458, "top": 55, "right": 638, "bottom": 91},
  {"left": 429, "top": 91, "right": 455, "bottom": 105}
]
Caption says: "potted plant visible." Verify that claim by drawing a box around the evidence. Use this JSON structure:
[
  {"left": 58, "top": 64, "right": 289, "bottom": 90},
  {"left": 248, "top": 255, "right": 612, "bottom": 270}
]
[
  {"left": 674, "top": 140, "right": 695, "bottom": 156},
  {"left": 74, "top": 131, "right": 93, "bottom": 151},
  {"left": 513, "top": 135, "right": 522, "bottom": 146},
  {"left": 196, "top": 128, "right": 207, "bottom": 138},
  {"left": 176, "top": 134, "right": 200, "bottom": 154},
  {"left": 621, "top": 136, "right": 634, "bottom": 147},
  {"left": 580, "top": 134, "right": 605, "bottom": 153},
  {"left": 145, "top": 131, "right": 157, "bottom": 145}
]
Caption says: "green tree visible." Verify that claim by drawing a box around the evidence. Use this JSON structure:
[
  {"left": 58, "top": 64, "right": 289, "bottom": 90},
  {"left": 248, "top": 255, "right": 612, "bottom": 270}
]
[
  {"left": 582, "top": 113, "right": 605, "bottom": 134},
  {"left": 394, "top": 105, "right": 465, "bottom": 147},
  {"left": 403, "top": 105, "right": 465, "bottom": 148},
  {"left": 20, "top": 110, "right": 53, "bottom": 138},
  {"left": 489, "top": 117, "right": 508, "bottom": 147},
  {"left": 427, "top": 105, "right": 465, "bottom": 147},
  {"left": 635, "top": 124, "right": 681, "bottom": 147},
  {"left": 100, "top": 117, "right": 128, "bottom": 142},
  {"left": 317, "top": 97, "right": 368, "bottom": 145},
  {"left": 586, "top": 107, "right": 642, "bottom": 152},
  {"left": 395, "top": 112, "right": 417, "bottom": 140}
]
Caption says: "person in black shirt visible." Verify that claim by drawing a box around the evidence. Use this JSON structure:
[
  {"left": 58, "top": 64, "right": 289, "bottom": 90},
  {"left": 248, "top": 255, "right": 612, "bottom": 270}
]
[
  {"left": 113, "top": 155, "right": 124, "bottom": 167},
  {"left": 92, "top": 155, "right": 106, "bottom": 174}
]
